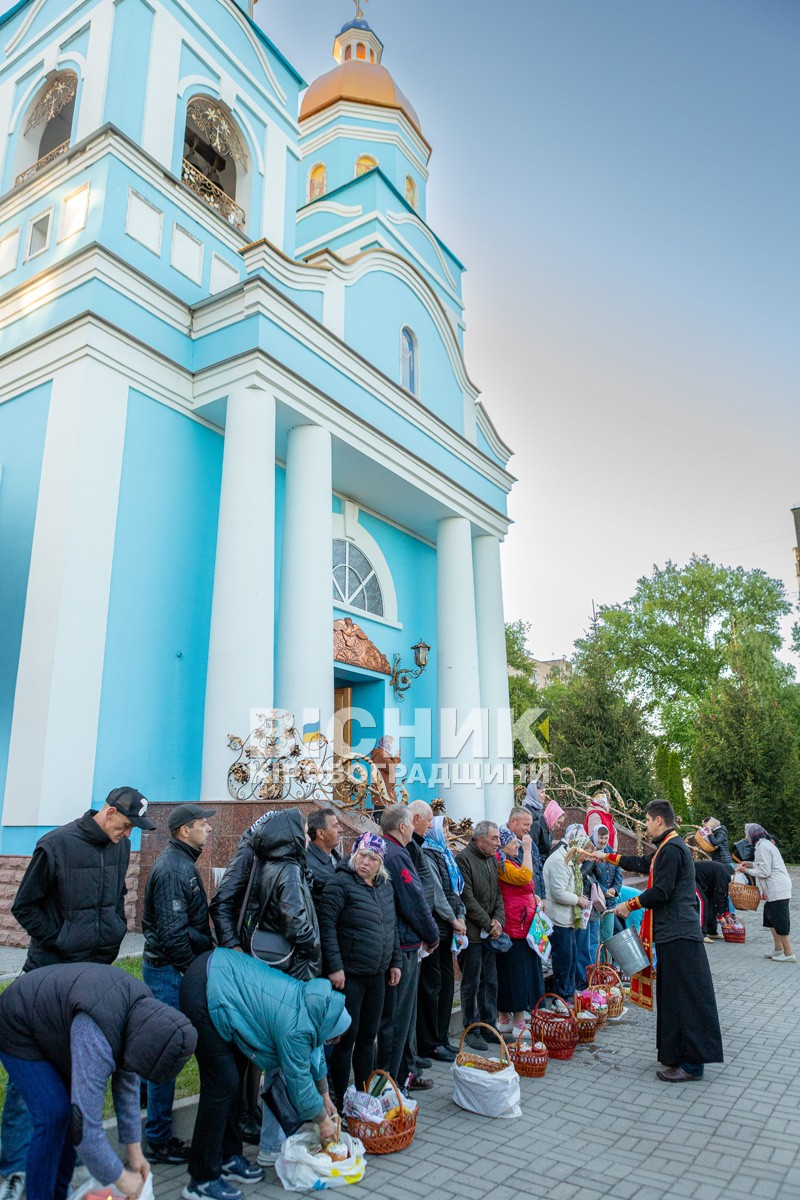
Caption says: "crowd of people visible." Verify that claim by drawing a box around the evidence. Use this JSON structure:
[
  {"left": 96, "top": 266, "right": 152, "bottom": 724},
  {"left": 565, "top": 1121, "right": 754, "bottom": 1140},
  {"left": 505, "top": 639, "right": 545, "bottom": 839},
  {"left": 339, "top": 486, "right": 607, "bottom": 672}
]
[{"left": 0, "top": 784, "right": 794, "bottom": 1200}]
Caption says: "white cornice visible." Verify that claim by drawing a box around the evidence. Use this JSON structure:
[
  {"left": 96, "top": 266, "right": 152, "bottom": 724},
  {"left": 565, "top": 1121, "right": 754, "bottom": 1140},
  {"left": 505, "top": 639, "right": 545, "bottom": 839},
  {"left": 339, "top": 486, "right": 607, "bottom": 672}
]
[
  {"left": 296, "top": 200, "right": 363, "bottom": 222},
  {"left": 475, "top": 401, "right": 513, "bottom": 466},
  {"left": 299, "top": 100, "right": 431, "bottom": 170},
  {"left": 3, "top": 0, "right": 94, "bottom": 61},
  {"left": 299, "top": 115, "right": 430, "bottom": 180},
  {"left": 297, "top": 210, "right": 463, "bottom": 313},
  {"left": 385, "top": 210, "right": 457, "bottom": 290}
]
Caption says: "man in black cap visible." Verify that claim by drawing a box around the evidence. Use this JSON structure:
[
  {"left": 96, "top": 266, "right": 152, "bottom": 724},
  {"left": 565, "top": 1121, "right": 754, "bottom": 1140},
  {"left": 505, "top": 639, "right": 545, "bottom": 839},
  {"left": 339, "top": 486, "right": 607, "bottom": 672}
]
[
  {"left": 141, "top": 802, "right": 216, "bottom": 1164},
  {"left": 12, "top": 786, "right": 155, "bottom": 973},
  {"left": 4, "top": 788, "right": 155, "bottom": 1194}
]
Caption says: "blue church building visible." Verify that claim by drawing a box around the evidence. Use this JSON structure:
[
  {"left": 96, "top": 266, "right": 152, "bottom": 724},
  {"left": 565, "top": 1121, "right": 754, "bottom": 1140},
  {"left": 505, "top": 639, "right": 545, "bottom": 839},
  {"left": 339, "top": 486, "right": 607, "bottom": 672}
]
[{"left": 0, "top": 0, "right": 515, "bottom": 861}]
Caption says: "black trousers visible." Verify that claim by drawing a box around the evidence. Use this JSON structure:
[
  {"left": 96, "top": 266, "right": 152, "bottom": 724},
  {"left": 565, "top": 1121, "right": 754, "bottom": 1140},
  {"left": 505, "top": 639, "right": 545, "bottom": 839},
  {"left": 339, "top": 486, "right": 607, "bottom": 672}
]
[
  {"left": 180, "top": 952, "right": 245, "bottom": 1184},
  {"left": 459, "top": 941, "right": 498, "bottom": 1031},
  {"left": 377, "top": 949, "right": 419, "bottom": 1084},
  {"left": 417, "top": 938, "right": 455, "bottom": 1053},
  {"left": 328, "top": 971, "right": 386, "bottom": 1106}
]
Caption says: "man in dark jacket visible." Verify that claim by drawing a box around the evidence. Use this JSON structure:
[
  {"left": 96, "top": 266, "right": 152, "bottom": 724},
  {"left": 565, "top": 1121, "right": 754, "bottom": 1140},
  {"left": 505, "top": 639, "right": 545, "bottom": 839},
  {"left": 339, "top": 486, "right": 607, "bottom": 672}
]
[
  {"left": 456, "top": 821, "right": 505, "bottom": 1051},
  {"left": 142, "top": 803, "right": 215, "bottom": 1163},
  {"left": 0, "top": 962, "right": 196, "bottom": 1200},
  {"left": 377, "top": 805, "right": 439, "bottom": 1089},
  {"left": 305, "top": 808, "right": 342, "bottom": 906},
  {"left": 12, "top": 787, "right": 155, "bottom": 972},
  {"left": 599, "top": 799, "right": 723, "bottom": 1082},
  {"left": 4, "top": 788, "right": 155, "bottom": 1193}
]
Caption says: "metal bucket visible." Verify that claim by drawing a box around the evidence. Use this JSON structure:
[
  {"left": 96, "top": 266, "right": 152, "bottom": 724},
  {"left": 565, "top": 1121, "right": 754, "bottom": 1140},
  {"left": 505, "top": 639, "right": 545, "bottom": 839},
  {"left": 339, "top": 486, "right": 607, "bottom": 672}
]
[{"left": 602, "top": 927, "right": 650, "bottom": 976}]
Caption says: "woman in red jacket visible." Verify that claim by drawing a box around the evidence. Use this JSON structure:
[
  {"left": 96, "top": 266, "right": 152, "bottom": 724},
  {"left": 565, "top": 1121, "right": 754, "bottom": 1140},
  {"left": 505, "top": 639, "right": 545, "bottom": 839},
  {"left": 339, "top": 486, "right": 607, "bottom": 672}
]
[{"left": 495, "top": 828, "right": 544, "bottom": 1039}]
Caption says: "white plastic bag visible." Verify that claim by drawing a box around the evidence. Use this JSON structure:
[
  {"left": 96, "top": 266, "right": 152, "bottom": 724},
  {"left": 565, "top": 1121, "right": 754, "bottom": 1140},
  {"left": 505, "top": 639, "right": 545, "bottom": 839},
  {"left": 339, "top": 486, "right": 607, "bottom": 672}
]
[
  {"left": 69, "top": 1176, "right": 154, "bottom": 1200},
  {"left": 275, "top": 1130, "right": 366, "bottom": 1192},
  {"left": 451, "top": 1060, "right": 521, "bottom": 1119}
]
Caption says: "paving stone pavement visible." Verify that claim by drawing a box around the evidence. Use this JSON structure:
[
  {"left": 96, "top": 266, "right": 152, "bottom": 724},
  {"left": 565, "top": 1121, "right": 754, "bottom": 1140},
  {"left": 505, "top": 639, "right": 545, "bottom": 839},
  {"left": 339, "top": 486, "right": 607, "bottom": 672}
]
[{"left": 150, "top": 881, "right": 799, "bottom": 1200}]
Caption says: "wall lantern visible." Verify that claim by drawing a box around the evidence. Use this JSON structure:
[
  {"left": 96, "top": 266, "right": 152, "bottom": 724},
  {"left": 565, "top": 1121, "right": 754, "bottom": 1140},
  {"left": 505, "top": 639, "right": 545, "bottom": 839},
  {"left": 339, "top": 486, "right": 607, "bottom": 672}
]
[{"left": 390, "top": 639, "right": 431, "bottom": 702}]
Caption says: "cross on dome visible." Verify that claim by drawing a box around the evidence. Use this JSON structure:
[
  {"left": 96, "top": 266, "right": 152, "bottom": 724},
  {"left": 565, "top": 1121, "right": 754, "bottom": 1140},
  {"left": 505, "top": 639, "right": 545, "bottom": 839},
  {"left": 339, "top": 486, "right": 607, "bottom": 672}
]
[{"left": 353, "top": 0, "right": 369, "bottom": 20}]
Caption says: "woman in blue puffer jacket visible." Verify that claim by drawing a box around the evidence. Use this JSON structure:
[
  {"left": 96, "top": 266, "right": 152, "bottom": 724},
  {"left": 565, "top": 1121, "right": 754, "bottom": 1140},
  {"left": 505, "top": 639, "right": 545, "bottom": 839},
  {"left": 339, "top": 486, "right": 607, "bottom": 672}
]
[{"left": 179, "top": 949, "right": 350, "bottom": 1200}]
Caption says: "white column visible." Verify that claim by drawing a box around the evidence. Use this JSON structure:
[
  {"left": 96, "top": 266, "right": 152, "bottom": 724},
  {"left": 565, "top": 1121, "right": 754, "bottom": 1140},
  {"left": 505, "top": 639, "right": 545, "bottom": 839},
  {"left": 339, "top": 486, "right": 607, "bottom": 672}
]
[
  {"left": 473, "top": 534, "right": 514, "bottom": 825},
  {"left": 261, "top": 125, "right": 288, "bottom": 249},
  {"left": 201, "top": 382, "right": 275, "bottom": 799},
  {"left": 275, "top": 423, "right": 333, "bottom": 740},
  {"left": 436, "top": 516, "right": 485, "bottom": 822},
  {"left": 4, "top": 359, "right": 128, "bottom": 826}
]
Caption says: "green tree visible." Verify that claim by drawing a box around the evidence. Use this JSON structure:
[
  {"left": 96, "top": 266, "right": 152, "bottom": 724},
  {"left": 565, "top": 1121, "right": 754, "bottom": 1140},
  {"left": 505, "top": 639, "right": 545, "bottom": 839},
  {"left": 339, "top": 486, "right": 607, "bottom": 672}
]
[
  {"left": 577, "top": 556, "right": 792, "bottom": 757},
  {"left": 543, "top": 640, "right": 655, "bottom": 806},
  {"left": 665, "top": 750, "right": 688, "bottom": 821},
  {"left": 690, "top": 677, "right": 800, "bottom": 861},
  {"left": 654, "top": 743, "right": 669, "bottom": 791}
]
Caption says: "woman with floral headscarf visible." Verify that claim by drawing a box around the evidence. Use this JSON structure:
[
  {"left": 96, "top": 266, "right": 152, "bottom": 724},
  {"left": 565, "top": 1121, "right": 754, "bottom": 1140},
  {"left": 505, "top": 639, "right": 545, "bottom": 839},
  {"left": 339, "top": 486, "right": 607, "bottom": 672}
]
[
  {"left": 737, "top": 824, "right": 795, "bottom": 963},
  {"left": 318, "top": 834, "right": 402, "bottom": 1106},
  {"left": 421, "top": 816, "right": 466, "bottom": 1060},
  {"left": 542, "top": 825, "right": 591, "bottom": 1000},
  {"left": 495, "top": 827, "right": 544, "bottom": 1037}
]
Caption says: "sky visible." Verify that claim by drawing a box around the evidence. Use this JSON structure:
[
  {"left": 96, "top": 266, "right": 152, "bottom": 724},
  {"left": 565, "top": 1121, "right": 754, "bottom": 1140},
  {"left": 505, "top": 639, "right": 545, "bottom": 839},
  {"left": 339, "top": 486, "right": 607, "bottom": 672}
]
[{"left": 263, "top": 0, "right": 799, "bottom": 666}]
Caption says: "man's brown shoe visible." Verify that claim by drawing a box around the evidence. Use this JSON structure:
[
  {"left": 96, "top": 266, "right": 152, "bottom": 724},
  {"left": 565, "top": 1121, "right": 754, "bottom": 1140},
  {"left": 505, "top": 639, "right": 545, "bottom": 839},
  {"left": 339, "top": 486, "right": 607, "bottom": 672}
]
[{"left": 657, "top": 1066, "right": 702, "bottom": 1083}]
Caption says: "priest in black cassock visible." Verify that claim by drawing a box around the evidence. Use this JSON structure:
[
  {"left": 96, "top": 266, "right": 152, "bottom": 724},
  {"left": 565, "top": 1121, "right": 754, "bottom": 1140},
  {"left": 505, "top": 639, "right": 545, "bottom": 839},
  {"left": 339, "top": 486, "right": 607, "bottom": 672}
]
[{"left": 591, "top": 799, "right": 723, "bottom": 1082}]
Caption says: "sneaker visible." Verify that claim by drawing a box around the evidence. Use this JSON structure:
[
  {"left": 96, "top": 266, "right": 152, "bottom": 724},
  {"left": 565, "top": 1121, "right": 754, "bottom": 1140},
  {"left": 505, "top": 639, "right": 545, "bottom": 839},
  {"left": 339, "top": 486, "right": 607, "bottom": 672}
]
[
  {"left": 182, "top": 1180, "right": 242, "bottom": 1200},
  {"left": 256, "top": 1150, "right": 280, "bottom": 1167},
  {"left": 221, "top": 1155, "right": 264, "bottom": 1184},
  {"left": 463, "top": 1029, "right": 488, "bottom": 1051},
  {"left": 765, "top": 950, "right": 781, "bottom": 958},
  {"left": 703, "top": 936, "right": 714, "bottom": 944},
  {"left": 772, "top": 953, "right": 797, "bottom": 963},
  {"left": 148, "top": 1136, "right": 191, "bottom": 1164},
  {"left": 496, "top": 1014, "right": 513, "bottom": 1034},
  {"left": 0, "top": 1173, "right": 25, "bottom": 1200}
]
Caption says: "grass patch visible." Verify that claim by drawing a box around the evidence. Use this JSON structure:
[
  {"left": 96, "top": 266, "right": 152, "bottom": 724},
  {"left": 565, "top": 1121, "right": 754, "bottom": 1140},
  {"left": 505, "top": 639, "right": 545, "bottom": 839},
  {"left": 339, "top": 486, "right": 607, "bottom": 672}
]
[{"left": 0, "top": 958, "right": 200, "bottom": 1118}]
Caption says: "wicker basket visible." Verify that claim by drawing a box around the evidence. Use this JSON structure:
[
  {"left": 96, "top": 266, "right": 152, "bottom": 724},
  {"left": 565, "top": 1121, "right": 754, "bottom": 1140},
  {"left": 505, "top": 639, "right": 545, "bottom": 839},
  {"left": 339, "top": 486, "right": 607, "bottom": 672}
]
[
  {"left": 530, "top": 994, "right": 579, "bottom": 1061},
  {"left": 729, "top": 878, "right": 760, "bottom": 912},
  {"left": 721, "top": 917, "right": 747, "bottom": 944},
  {"left": 586, "top": 944, "right": 620, "bottom": 988},
  {"left": 455, "top": 1023, "right": 511, "bottom": 1074},
  {"left": 693, "top": 831, "right": 714, "bottom": 854},
  {"left": 507, "top": 1030, "right": 548, "bottom": 1078},
  {"left": 585, "top": 970, "right": 624, "bottom": 1020},
  {"left": 574, "top": 988, "right": 608, "bottom": 1029},
  {"left": 345, "top": 1071, "right": 417, "bottom": 1155},
  {"left": 575, "top": 1010, "right": 598, "bottom": 1044}
]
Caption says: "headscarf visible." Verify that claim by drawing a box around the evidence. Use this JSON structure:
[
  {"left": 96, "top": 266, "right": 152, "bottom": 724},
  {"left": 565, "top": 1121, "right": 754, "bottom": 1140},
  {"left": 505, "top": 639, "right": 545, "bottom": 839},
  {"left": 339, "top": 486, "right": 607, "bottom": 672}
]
[
  {"left": 590, "top": 826, "right": 610, "bottom": 849},
  {"left": 745, "top": 823, "right": 774, "bottom": 846},
  {"left": 705, "top": 817, "right": 720, "bottom": 831},
  {"left": 499, "top": 826, "right": 517, "bottom": 849},
  {"left": 591, "top": 793, "right": 610, "bottom": 813},
  {"left": 524, "top": 780, "right": 544, "bottom": 814},
  {"left": 563, "top": 823, "right": 583, "bottom": 845},
  {"left": 377, "top": 736, "right": 393, "bottom": 753},
  {"left": 353, "top": 832, "right": 386, "bottom": 859},
  {"left": 423, "top": 815, "right": 464, "bottom": 895}
]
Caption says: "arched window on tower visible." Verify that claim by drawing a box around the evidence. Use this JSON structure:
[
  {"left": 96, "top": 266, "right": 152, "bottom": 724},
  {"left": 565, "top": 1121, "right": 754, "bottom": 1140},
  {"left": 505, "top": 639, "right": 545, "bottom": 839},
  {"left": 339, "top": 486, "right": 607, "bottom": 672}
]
[
  {"left": 308, "top": 163, "right": 327, "bottom": 201},
  {"left": 369, "top": 48, "right": 376, "bottom": 63},
  {"left": 355, "top": 155, "right": 378, "bottom": 178},
  {"left": 356, "top": 42, "right": 367, "bottom": 60},
  {"left": 332, "top": 540, "right": 384, "bottom": 617},
  {"left": 15, "top": 71, "right": 77, "bottom": 186},
  {"left": 182, "top": 96, "right": 247, "bottom": 229},
  {"left": 404, "top": 175, "right": 418, "bottom": 210},
  {"left": 344, "top": 44, "right": 352, "bottom": 60},
  {"left": 400, "top": 327, "right": 419, "bottom": 396}
]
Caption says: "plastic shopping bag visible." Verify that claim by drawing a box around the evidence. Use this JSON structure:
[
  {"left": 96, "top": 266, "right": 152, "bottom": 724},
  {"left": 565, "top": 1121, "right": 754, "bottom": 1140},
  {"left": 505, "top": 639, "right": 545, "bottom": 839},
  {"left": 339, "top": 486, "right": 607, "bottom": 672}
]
[
  {"left": 451, "top": 1060, "right": 521, "bottom": 1119},
  {"left": 275, "top": 1130, "right": 366, "bottom": 1192},
  {"left": 70, "top": 1176, "right": 155, "bottom": 1200},
  {"left": 526, "top": 907, "right": 553, "bottom": 962}
]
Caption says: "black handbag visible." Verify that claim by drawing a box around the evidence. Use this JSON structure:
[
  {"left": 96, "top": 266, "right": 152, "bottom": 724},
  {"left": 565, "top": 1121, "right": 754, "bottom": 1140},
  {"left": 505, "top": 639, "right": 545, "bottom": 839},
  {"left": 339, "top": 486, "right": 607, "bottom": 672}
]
[
  {"left": 237, "top": 859, "right": 295, "bottom": 971},
  {"left": 262, "top": 1074, "right": 303, "bottom": 1136}
]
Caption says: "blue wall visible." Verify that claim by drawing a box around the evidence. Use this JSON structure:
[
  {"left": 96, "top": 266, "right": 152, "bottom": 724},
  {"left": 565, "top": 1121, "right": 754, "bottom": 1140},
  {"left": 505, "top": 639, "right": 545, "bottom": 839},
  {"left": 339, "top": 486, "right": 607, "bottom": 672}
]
[
  {"left": 0, "top": 385, "right": 51, "bottom": 837},
  {"left": 92, "top": 392, "right": 223, "bottom": 806}
]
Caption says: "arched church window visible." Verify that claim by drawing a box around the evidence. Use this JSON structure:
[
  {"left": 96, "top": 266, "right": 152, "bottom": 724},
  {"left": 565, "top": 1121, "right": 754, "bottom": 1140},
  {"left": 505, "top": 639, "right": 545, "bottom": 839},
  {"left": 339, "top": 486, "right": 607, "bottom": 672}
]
[
  {"left": 369, "top": 49, "right": 376, "bottom": 63},
  {"left": 15, "top": 71, "right": 77, "bottom": 185},
  {"left": 355, "top": 155, "right": 378, "bottom": 178},
  {"left": 404, "top": 175, "right": 418, "bottom": 210},
  {"left": 400, "top": 327, "right": 419, "bottom": 396},
  {"left": 182, "top": 97, "right": 247, "bottom": 229},
  {"left": 332, "top": 540, "right": 384, "bottom": 617},
  {"left": 344, "top": 44, "right": 352, "bottom": 61},
  {"left": 356, "top": 43, "right": 367, "bottom": 60},
  {"left": 308, "top": 163, "right": 327, "bottom": 201}
]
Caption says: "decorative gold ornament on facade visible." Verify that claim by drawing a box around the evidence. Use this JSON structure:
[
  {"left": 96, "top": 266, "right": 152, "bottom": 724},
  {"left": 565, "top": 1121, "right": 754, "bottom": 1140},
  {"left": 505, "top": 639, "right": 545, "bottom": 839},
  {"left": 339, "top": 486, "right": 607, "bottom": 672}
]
[
  {"left": 181, "top": 159, "right": 245, "bottom": 228},
  {"left": 333, "top": 617, "right": 391, "bottom": 674},
  {"left": 389, "top": 639, "right": 430, "bottom": 701},
  {"left": 227, "top": 709, "right": 334, "bottom": 804},
  {"left": 15, "top": 139, "right": 70, "bottom": 186},
  {"left": 186, "top": 98, "right": 247, "bottom": 167},
  {"left": 25, "top": 72, "right": 77, "bottom": 133}
]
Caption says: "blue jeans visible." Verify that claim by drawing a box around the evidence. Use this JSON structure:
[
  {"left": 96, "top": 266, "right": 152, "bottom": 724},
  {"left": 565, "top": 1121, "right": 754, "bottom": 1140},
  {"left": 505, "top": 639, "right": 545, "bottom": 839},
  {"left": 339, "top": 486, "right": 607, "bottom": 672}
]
[
  {"left": 259, "top": 1072, "right": 285, "bottom": 1157},
  {"left": 549, "top": 925, "right": 578, "bottom": 1000},
  {"left": 575, "top": 920, "right": 600, "bottom": 986},
  {"left": 0, "top": 1055, "right": 75, "bottom": 1200},
  {"left": 142, "top": 961, "right": 184, "bottom": 1145},
  {"left": 0, "top": 1079, "right": 32, "bottom": 1178}
]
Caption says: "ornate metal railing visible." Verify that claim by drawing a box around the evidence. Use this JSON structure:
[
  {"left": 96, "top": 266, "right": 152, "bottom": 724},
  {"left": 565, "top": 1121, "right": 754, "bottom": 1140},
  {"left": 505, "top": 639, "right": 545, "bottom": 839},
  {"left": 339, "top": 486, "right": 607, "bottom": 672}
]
[
  {"left": 181, "top": 158, "right": 245, "bottom": 229},
  {"left": 15, "top": 140, "right": 70, "bottom": 186}
]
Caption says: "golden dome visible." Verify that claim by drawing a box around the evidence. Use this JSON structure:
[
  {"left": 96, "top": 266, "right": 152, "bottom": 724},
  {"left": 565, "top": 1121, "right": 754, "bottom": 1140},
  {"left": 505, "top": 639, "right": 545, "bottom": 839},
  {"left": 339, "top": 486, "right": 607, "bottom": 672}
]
[{"left": 300, "top": 61, "right": 426, "bottom": 143}]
